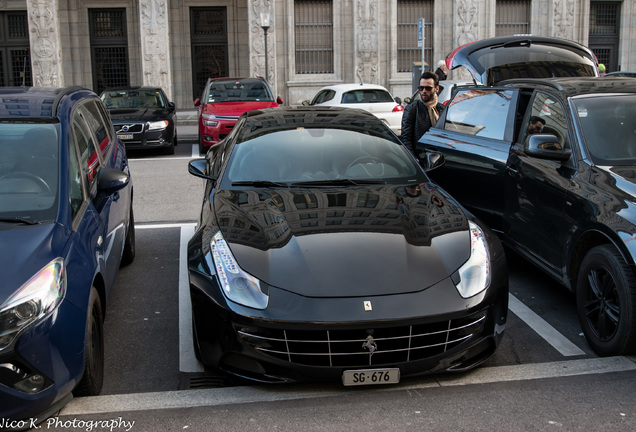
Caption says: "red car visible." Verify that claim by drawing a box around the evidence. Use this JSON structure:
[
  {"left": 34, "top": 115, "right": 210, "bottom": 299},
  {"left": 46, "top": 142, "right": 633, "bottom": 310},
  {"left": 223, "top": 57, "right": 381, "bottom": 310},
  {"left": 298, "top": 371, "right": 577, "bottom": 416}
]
[{"left": 194, "top": 77, "right": 283, "bottom": 153}]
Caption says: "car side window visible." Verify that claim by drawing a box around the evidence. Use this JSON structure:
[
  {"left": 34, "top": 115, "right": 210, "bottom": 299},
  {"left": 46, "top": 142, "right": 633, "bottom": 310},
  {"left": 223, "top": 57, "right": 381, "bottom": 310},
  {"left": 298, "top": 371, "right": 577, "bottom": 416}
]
[
  {"left": 79, "top": 101, "right": 113, "bottom": 158},
  {"left": 72, "top": 110, "right": 101, "bottom": 192},
  {"left": 69, "top": 138, "right": 86, "bottom": 222},
  {"left": 527, "top": 91, "right": 567, "bottom": 148},
  {"left": 444, "top": 89, "right": 515, "bottom": 140},
  {"left": 312, "top": 90, "right": 334, "bottom": 105}
]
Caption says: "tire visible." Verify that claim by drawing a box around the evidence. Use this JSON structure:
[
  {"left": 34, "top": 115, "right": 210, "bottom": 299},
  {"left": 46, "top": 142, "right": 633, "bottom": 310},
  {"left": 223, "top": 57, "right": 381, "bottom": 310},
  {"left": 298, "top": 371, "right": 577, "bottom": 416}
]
[
  {"left": 199, "top": 139, "right": 206, "bottom": 155},
  {"left": 74, "top": 287, "right": 105, "bottom": 396},
  {"left": 576, "top": 244, "right": 636, "bottom": 356},
  {"left": 192, "top": 316, "right": 202, "bottom": 362},
  {"left": 120, "top": 206, "right": 135, "bottom": 267}
]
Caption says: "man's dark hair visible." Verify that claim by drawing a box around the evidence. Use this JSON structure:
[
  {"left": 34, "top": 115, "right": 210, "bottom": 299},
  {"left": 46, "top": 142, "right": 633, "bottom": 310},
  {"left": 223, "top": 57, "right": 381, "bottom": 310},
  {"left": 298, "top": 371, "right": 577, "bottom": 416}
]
[
  {"left": 530, "top": 115, "right": 545, "bottom": 125},
  {"left": 420, "top": 71, "right": 439, "bottom": 86}
]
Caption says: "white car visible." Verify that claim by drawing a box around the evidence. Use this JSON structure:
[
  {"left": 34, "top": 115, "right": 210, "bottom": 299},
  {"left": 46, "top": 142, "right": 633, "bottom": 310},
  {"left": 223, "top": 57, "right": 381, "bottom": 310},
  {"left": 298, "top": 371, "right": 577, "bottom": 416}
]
[
  {"left": 404, "top": 79, "right": 478, "bottom": 106},
  {"left": 303, "top": 84, "right": 404, "bottom": 136}
]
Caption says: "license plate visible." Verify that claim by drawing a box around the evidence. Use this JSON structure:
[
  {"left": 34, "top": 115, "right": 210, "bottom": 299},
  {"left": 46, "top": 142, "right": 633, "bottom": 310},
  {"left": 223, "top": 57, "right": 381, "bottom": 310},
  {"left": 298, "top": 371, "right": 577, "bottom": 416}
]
[
  {"left": 118, "top": 134, "right": 133, "bottom": 140},
  {"left": 342, "top": 368, "right": 400, "bottom": 386}
]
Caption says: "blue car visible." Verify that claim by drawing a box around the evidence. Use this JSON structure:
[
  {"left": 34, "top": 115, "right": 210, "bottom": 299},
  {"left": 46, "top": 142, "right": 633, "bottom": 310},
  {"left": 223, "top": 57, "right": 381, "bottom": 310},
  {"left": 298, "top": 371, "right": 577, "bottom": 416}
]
[{"left": 0, "top": 86, "right": 135, "bottom": 423}]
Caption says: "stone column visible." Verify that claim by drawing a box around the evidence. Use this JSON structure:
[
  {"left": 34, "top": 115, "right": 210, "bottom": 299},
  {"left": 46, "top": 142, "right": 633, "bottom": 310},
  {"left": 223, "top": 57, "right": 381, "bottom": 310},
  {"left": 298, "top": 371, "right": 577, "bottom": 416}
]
[
  {"left": 27, "top": 0, "right": 63, "bottom": 87},
  {"left": 355, "top": 0, "right": 379, "bottom": 84},
  {"left": 140, "top": 0, "right": 172, "bottom": 98},
  {"left": 249, "top": 0, "right": 276, "bottom": 93},
  {"left": 551, "top": 0, "right": 576, "bottom": 40}
]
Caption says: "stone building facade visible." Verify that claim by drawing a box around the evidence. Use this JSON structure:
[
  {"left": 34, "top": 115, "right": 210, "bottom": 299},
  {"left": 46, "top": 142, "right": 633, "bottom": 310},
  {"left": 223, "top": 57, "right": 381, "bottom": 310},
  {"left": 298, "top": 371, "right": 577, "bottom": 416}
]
[{"left": 1, "top": 0, "right": 634, "bottom": 109}]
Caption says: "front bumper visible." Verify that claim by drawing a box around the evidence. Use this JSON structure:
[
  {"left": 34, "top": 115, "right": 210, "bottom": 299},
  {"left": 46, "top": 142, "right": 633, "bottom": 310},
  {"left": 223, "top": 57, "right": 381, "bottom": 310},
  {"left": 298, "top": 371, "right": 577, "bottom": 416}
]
[
  {"left": 199, "top": 118, "right": 238, "bottom": 147},
  {"left": 114, "top": 123, "right": 175, "bottom": 150},
  {"left": 0, "top": 300, "right": 85, "bottom": 422},
  {"left": 189, "top": 255, "right": 508, "bottom": 384}
]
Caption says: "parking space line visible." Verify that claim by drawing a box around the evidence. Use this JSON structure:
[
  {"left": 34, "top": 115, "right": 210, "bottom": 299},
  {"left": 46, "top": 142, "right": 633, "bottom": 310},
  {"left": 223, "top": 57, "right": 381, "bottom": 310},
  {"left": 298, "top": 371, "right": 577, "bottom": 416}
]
[
  {"left": 191, "top": 144, "right": 199, "bottom": 158},
  {"left": 179, "top": 224, "right": 205, "bottom": 373},
  {"left": 61, "top": 356, "right": 636, "bottom": 416},
  {"left": 509, "top": 294, "right": 586, "bottom": 356}
]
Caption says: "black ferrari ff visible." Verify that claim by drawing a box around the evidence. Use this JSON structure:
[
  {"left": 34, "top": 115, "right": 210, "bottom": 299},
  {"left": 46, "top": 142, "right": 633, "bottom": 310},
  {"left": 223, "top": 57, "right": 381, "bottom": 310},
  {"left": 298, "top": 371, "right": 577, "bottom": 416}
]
[{"left": 186, "top": 106, "right": 508, "bottom": 386}]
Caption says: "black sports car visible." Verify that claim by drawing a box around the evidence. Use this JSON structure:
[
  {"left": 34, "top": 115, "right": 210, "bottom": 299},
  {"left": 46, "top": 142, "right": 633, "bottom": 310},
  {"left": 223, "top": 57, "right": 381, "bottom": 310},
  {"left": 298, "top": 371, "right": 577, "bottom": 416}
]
[
  {"left": 187, "top": 106, "right": 508, "bottom": 385},
  {"left": 101, "top": 86, "right": 177, "bottom": 154}
]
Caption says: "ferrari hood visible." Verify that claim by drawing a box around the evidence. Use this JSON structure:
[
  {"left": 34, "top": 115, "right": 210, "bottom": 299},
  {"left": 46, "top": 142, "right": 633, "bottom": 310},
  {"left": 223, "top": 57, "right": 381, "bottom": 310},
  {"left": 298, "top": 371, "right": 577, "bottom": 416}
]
[
  {"left": 213, "top": 185, "right": 471, "bottom": 298},
  {"left": 203, "top": 101, "right": 280, "bottom": 118}
]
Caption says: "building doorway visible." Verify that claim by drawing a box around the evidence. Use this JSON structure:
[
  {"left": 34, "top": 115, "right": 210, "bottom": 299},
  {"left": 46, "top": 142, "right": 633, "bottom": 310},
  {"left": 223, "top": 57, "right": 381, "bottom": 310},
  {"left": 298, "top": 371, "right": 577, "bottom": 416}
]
[
  {"left": 190, "top": 7, "right": 228, "bottom": 101},
  {"left": 89, "top": 9, "right": 130, "bottom": 94},
  {"left": 0, "top": 12, "right": 32, "bottom": 87},
  {"left": 589, "top": 1, "right": 620, "bottom": 72}
]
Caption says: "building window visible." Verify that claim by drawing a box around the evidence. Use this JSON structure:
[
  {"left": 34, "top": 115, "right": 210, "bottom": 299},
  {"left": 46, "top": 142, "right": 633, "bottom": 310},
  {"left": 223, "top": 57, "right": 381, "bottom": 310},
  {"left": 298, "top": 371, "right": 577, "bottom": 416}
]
[
  {"left": 89, "top": 9, "right": 129, "bottom": 94},
  {"left": 294, "top": 0, "right": 333, "bottom": 74},
  {"left": 495, "top": 0, "right": 530, "bottom": 37},
  {"left": 0, "top": 12, "right": 32, "bottom": 86},
  {"left": 589, "top": 1, "right": 620, "bottom": 71},
  {"left": 397, "top": 0, "right": 433, "bottom": 74}
]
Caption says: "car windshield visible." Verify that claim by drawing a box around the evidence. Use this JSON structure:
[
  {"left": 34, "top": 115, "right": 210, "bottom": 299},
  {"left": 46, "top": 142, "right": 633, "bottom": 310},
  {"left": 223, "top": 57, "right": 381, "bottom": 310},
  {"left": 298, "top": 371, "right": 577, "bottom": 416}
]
[
  {"left": 102, "top": 89, "right": 166, "bottom": 109},
  {"left": 574, "top": 94, "right": 636, "bottom": 166},
  {"left": 225, "top": 127, "right": 425, "bottom": 185},
  {"left": 0, "top": 123, "right": 59, "bottom": 224},
  {"left": 341, "top": 89, "right": 395, "bottom": 104},
  {"left": 206, "top": 80, "right": 274, "bottom": 103}
]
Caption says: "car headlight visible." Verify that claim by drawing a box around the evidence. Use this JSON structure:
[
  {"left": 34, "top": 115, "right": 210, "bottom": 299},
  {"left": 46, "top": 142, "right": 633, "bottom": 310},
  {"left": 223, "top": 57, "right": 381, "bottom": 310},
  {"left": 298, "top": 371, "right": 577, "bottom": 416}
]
[
  {"left": 0, "top": 258, "right": 66, "bottom": 351},
  {"left": 211, "top": 232, "right": 269, "bottom": 309},
  {"left": 455, "top": 222, "right": 491, "bottom": 298},
  {"left": 202, "top": 114, "right": 219, "bottom": 127},
  {"left": 147, "top": 120, "right": 169, "bottom": 131}
]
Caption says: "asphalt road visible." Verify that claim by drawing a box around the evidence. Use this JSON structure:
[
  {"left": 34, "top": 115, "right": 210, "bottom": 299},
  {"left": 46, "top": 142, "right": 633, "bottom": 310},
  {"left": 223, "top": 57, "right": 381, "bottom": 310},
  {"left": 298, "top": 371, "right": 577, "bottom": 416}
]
[{"left": 28, "top": 124, "right": 636, "bottom": 432}]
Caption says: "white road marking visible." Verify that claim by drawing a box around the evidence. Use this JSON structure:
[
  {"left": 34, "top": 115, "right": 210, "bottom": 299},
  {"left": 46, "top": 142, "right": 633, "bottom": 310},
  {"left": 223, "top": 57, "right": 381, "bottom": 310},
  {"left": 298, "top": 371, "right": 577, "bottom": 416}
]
[
  {"left": 509, "top": 294, "right": 586, "bottom": 356},
  {"left": 61, "top": 356, "right": 636, "bottom": 416}
]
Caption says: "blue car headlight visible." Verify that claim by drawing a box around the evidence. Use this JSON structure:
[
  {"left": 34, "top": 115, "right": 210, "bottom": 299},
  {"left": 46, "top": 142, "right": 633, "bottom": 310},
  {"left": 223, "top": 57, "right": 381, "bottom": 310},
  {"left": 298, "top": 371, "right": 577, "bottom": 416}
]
[
  {"left": 0, "top": 258, "right": 66, "bottom": 351},
  {"left": 211, "top": 232, "right": 269, "bottom": 309},
  {"left": 455, "top": 222, "right": 491, "bottom": 298}
]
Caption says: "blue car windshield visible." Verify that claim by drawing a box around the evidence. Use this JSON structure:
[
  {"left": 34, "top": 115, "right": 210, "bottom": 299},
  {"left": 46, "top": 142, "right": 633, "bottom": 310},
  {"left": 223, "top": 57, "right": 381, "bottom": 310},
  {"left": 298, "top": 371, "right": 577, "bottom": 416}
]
[
  {"left": 225, "top": 127, "right": 425, "bottom": 185},
  {"left": 0, "top": 123, "right": 59, "bottom": 224},
  {"left": 573, "top": 94, "right": 636, "bottom": 166}
]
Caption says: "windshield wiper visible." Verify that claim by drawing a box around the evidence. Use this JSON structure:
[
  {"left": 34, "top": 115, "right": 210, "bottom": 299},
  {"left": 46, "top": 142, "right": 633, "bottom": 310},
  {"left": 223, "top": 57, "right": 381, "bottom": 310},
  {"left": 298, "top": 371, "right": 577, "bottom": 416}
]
[
  {"left": 290, "top": 179, "right": 386, "bottom": 187},
  {"left": 231, "top": 180, "right": 289, "bottom": 188},
  {"left": 0, "top": 217, "right": 41, "bottom": 225}
]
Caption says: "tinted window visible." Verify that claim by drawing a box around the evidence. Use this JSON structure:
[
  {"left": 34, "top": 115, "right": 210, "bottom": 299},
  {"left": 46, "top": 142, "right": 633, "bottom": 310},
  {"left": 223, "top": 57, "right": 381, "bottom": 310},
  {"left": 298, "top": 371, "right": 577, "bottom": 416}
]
[
  {"left": 444, "top": 89, "right": 514, "bottom": 140},
  {"left": 311, "top": 90, "right": 335, "bottom": 104},
  {"left": 574, "top": 93, "right": 636, "bottom": 165},
  {"left": 80, "top": 101, "right": 112, "bottom": 157},
  {"left": 527, "top": 91, "right": 567, "bottom": 148}
]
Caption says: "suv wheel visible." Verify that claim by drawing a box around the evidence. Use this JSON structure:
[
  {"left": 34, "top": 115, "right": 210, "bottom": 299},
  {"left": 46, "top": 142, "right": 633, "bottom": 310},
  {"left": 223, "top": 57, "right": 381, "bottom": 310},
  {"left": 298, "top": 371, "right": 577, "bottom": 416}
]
[{"left": 576, "top": 244, "right": 636, "bottom": 356}]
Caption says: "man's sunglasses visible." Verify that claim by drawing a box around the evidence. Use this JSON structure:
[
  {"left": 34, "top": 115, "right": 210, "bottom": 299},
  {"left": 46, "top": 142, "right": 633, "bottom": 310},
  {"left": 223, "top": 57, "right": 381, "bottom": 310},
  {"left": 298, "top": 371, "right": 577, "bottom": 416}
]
[{"left": 418, "top": 85, "right": 434, "bottom": 91}]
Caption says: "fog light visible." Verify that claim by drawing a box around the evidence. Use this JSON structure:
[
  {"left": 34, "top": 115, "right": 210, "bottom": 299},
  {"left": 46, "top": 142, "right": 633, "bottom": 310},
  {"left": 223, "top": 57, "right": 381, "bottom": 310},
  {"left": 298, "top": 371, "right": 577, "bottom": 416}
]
[
  {"left": 203, "top": 135, "right": 214, "bottom": 142},
  {"left": 14, "top": 374, "right": 47, "bottom": 393}
]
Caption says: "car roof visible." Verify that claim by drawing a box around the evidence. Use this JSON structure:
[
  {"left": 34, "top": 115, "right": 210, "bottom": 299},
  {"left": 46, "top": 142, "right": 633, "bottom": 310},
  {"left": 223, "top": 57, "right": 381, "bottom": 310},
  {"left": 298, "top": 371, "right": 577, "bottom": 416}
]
[
  {"left": 101, "top": 86, "right": 165, "bottom": 94},
  {"left": 0, "top": 86, "right": 92, "bottom": 120},
  {"left": 446, "top": 35, "right": 598, "bottom": 86},
  {"left": 209, "top": 77, "right": 267, "bottom": 84},
  {"left": 499, "top": 76, "right": 636, "bottom": 98},
  {"left": 319, "top": 83, "right": 392, "bottom": 93}
]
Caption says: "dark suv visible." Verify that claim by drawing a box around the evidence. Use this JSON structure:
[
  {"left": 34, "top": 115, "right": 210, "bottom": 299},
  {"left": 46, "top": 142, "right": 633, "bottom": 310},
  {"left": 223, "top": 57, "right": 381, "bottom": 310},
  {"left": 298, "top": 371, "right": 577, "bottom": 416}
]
[
  {"left": 194, "top": 77, "right": 283, "bottom": 154},
  {"left": 419, "top": 77, "right": 636, "bottom": 357},
  {"left": 0, "top": 86, "right": 134, "bottom": 423}
]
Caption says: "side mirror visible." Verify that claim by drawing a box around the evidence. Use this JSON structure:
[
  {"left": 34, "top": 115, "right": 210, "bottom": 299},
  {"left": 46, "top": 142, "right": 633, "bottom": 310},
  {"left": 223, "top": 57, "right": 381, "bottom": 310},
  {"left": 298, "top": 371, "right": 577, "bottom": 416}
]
[
  {"left": 188, "top": 159, "right": 216, "bottom": 182},
  {"left": 525, "top": 135, "right": 571, "bottom": 162},
  {"left": 167, "top": 101, "right": 175, "bottom": 111},
  {"left": 194, "top": 98, "right": 201, "bottom": 107},
  {"left": 277, "top": 96, "right": 284, "bottom": 105},
  {"left": 421, "top": 151, "right": 445, "bottom": 172},
  {"left": 301, "top": 100, "right": 310, "bottom": 107},
  {"left": 97, "top": 167, "right": 130, "bottom": 194},
  {"left": 394, "top": 97, "right": 402, "bottom": 105},
  {"left": 404, "top": 97, "right": 412, "bottom": 104}
]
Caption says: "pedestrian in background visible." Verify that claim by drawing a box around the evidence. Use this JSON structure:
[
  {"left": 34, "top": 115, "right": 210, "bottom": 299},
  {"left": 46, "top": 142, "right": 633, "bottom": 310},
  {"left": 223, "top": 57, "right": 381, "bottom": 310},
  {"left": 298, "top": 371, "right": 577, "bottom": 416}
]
[
  {"left": 435, "top": 60, "right": 447, "bottom": 81},
  {"left": 401, "top": 71, "right": 445, "bottom": 158}
]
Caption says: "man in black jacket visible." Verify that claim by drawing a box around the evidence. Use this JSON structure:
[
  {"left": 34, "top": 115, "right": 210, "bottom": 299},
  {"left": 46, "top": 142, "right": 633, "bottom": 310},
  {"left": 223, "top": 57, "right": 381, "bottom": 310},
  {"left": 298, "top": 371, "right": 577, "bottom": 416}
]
[{"left": 401, "top": 71, "right": 445, "bottom": 157}]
